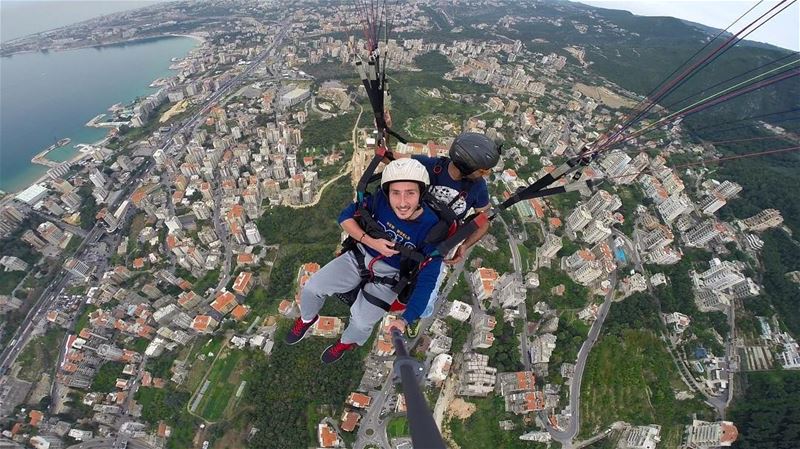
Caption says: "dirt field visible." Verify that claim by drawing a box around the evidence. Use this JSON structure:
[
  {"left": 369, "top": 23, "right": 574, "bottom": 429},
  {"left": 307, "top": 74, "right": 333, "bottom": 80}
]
[
  {"left": 446, "top": 398, "right": 477, "bottom": 420},
  {"left": 575, "top": 83, "right": 637, "bottom": 109}
]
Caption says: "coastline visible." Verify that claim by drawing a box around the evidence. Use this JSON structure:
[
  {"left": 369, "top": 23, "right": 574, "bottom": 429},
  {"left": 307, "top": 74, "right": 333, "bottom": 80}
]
[
  {"left": 2, "top": 35, "right": 201, "bottom": 195},
  {"left": 1, "top": 33, "right": 205, "bottom": 58}
]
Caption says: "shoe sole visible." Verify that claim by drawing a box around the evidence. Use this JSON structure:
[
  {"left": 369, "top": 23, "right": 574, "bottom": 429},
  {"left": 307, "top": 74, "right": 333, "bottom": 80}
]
[
  {"left": 285, "top": 331, "right": 310, "bottom": 346},
  {"left": 321, "top": 344, "right": 347, "bottom": 364}
]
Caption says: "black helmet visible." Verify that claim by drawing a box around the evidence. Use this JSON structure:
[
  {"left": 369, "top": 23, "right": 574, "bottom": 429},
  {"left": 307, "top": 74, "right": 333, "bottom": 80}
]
[{"left": 449, "top": 132, "right": 501, "bottom": 175}]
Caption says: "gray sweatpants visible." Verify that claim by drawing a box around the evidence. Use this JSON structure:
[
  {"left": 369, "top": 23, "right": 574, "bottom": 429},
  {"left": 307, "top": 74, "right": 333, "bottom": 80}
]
[{"left": 299, "top": 243, "right": 399, "bottom": 346}]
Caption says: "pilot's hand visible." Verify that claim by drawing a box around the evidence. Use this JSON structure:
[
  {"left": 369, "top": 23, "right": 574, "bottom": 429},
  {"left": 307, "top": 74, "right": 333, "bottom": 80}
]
[
  {"left": 445, "top": 245, "right": 467, "bottom": 265},
  {"left": 365, "top": 237, "right": 399, "bottom": 258}
]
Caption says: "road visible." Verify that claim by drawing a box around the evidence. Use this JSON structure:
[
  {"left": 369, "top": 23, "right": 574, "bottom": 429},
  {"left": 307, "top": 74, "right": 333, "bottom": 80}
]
[
  {"left": 495, "top": 214, "right": 530, "bottom": 369},
  {"left": 544, "top": 263, "right": 618, "bottom": 448}
]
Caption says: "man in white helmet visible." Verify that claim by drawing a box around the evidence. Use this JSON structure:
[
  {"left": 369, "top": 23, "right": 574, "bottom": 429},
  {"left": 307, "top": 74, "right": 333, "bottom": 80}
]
[{"left": 284, "top": 159, "right": 445, "bottom": 364}]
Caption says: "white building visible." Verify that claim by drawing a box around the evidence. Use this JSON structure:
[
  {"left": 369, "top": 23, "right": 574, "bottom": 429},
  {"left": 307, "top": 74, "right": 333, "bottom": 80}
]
[{"left": 447, "top": 300, "right": 473, "bottom": 322}]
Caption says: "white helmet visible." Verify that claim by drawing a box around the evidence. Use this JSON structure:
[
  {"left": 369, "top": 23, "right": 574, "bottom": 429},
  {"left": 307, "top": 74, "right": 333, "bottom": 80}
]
[{"left": 381, "top": 158, "right": 430, "bottom": 192}]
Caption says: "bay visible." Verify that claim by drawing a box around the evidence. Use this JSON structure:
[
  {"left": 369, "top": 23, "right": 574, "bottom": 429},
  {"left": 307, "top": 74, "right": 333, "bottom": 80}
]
[{"left": 0, "top": 36, "right": 198, "bottom": 193}]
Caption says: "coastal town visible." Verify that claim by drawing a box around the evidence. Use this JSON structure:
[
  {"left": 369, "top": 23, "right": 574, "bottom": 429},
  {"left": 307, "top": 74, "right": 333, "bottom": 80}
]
[{"left": 1, "top": 1, "right": 798, "bottom": 449}]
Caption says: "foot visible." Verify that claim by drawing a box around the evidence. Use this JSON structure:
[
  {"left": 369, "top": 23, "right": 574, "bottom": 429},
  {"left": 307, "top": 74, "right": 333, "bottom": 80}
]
[
  {"left": 285, "top": 315, "right": 318, "bottom": 345},
  {"left": 321, "top": 340, "right": 356, "bottom": 364}
]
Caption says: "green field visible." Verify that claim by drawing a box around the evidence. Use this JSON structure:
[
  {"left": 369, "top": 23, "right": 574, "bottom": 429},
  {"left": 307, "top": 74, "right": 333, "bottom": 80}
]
[
  {"left": 197, "top": 349, "right": 246, "bottom": 421},
  {"left": 185, "top": 335, "right": 226, "bottom": 392},
  {"left": 580, "top": 329, "right": 714, "bottom": 445},
  {"left": 386, "top": 416, "right": 409, "bottom": 438}
]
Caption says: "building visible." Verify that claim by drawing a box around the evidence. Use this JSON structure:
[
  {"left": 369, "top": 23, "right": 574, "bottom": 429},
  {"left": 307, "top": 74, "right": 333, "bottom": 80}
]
[
  {"left": 497, "top": 371, "right": 536, "bottom": 396},
  {"left": 447, "top": 300, "right": 473, "bottom": 322},
  {"left": 244, "top": 222, "right": 262, "bottom": 244},
  {"left": 191, "top": 315, "right": 219, "bottom": 334},
  {"left": 664, "top": 312, "right": 691, "bottom": 334},
  {"left": 471, "top": 267, "right": 499, "bottom": 301},
  {"left": 37, "top": 222, "right": 66, "bottom": 246},
  {"left": 458, "top": 353, "right": 497, "bottom": 397},
  {"left": 740, "top": 209, "right": 783, "bottom": 232},
  {"left": 311, "top": 316, "right": 344, "bottom": 338},
  {"left": 582, "top": 220, "right": 611, "bottom": 245},
  {"left": 505, "top": 390, "right": 545, "bottom": 414},
  {"left": 538, "top": 233, "right": 563, "bottom": 260},
  {"left": 529, "top": 334, "right": 557, "bottom": 364},
  {"left": 684, "top": 420, "right": 738, "bottom": 448},
  {"left": 0, "top": 256, "right": 28, "bottom": 271},
  {"left": 346, "top": 392, "right": 371, "bottom": 409},
  {"left": 657, "top": 194, "right": 692, "bottom": 222},
  {"left": 317, "top": 422, "right": 341, "bottom": 448},
  {"left": 340, "top": 410, "right": 361, "bottom": 433},
  {"left": 640, "top": 225, "right": 674, "bottom": 252},
  {"left": 210, "top": 291, "right": 238, "bottom": 315},
  {"left": 566, "top": 204, "right": 592, "bottom": 233},
  {"left": 618, "top": 425, "right": 661, "bottom": 449},
  {"left": 428, "top": 354, "right": 453, "bottom": 383},
  {"left": 472, "top": 330, "right": 495, "bottom": 349},
  {"left": 232, "top": 271, "right": 254, "bottom": 296},
  {"left": 493, "top": 274, "right": 526, "bottom": 308},
  {"left": 64, "top": 258, "right": 92, "bottom": 280},
  {"left": 684, "top": 220, "right": 724, "bottom": 247},
  {"left": 22, "top": 230, "right": 48, "bottom": 250},
  {"left": 15, "top": 184, "right": 49, "bottom": 205}
]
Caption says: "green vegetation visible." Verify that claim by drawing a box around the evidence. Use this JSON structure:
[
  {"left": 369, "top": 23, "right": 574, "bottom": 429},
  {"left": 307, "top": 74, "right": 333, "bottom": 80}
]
[
  {"left": 447, "top": 317, "right": 471, "bottom": 353},
  {"left": 192, "top": 269, "right": 220, "bottom": 295},
  {"left": 257, "top": 177, "right": 352, "bottom": 298},
  {"left": 15, "top": 327, "right": 65, "bottom": 382},
  {"left": 90, "top": 361, "right": 126, "bottom": 393},
  {"left": 526, "top": 267, "right": 589, "bottom": 312},
  {"left": 476, "top": 310, "right": 522, "bottom": 373},
  {"left": 0, "top": 271, "right": 25, "bottom": 295},
  {"left": 136, "top": 387, "right": 191, "bottom": 424},
  {"left": 74, "top": 306, "right": 98, "bottom": 334},
  {"left": 389, "top": 52, "right": 489, "bottom": 136},
  {"left": 549, "top": 312, "right": 589, "bottom": 368},
  {"left": 470, "top": 245, "right": 513, "bottom": 275},
  {"left": 728, "top": 370, "right": 800, "bottom": 449},
  {"left": 301, "top": 110, "right": 359, "bottom": 152},
  {"left": 448, "top": 395, "right": 545, "bottom": 449},
  {"left": 617, "top": 187, "right": 645, "bottom": 235},
  {"left": 77, "top": 186, "right": 99, "bottom": 230},
  {"left": 751, "top": 230, "right": 800, "bottom": 336},
  {"left": 448, "top": 272, "right": 470, "bottom": 302},
  {"left": 246, "top": 322, "right": 369, "bottom": 449},
  {"left": 580, "top": 329, "right": 714, "bottom": 445},
  {"left": 386, "top": 416, "right": 409, "bottom": 438}
]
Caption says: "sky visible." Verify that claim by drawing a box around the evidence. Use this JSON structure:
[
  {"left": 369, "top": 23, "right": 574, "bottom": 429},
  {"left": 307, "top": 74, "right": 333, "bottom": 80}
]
[{"left": 581, "top": 1, "right": 800, "bottom": 51}]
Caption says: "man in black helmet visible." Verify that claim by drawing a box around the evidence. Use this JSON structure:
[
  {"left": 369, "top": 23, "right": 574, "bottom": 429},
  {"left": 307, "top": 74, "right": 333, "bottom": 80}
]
[{"left": 387, "top": 132, "right": 500, "bottom": 334}]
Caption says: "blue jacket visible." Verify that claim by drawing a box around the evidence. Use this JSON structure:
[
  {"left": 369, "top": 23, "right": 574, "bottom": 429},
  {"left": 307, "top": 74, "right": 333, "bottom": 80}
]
[{"left": 338, "top": 192, "right": 443, "bottom": 323}]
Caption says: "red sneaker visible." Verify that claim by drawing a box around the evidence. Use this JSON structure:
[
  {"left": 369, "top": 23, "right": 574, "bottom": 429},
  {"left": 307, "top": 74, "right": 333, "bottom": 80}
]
[
  {"left": 285, "top": 315, "right": 318, "bottom": 345},
  {"left": 321, "top": 340, "right": 356, "bottom": 364}
]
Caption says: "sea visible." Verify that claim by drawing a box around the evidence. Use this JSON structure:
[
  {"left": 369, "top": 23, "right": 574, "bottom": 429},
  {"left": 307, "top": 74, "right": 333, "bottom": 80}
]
[{"left": 0, "top": 2, "right": 196, "bottom": 193}]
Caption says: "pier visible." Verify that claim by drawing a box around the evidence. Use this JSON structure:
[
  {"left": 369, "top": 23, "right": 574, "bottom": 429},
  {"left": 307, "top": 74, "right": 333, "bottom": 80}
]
[{"left": 31, "top": 138, "right": 70, "bottom": 167}]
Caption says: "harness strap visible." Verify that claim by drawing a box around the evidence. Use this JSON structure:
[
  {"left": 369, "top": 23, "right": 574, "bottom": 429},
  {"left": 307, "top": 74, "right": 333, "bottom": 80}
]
[
  {"left": 352, "top": 246, "right": 400, "bottom": 287},
  {"left": 362, "top": 289, "right": 407, "bottom": 312}
]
